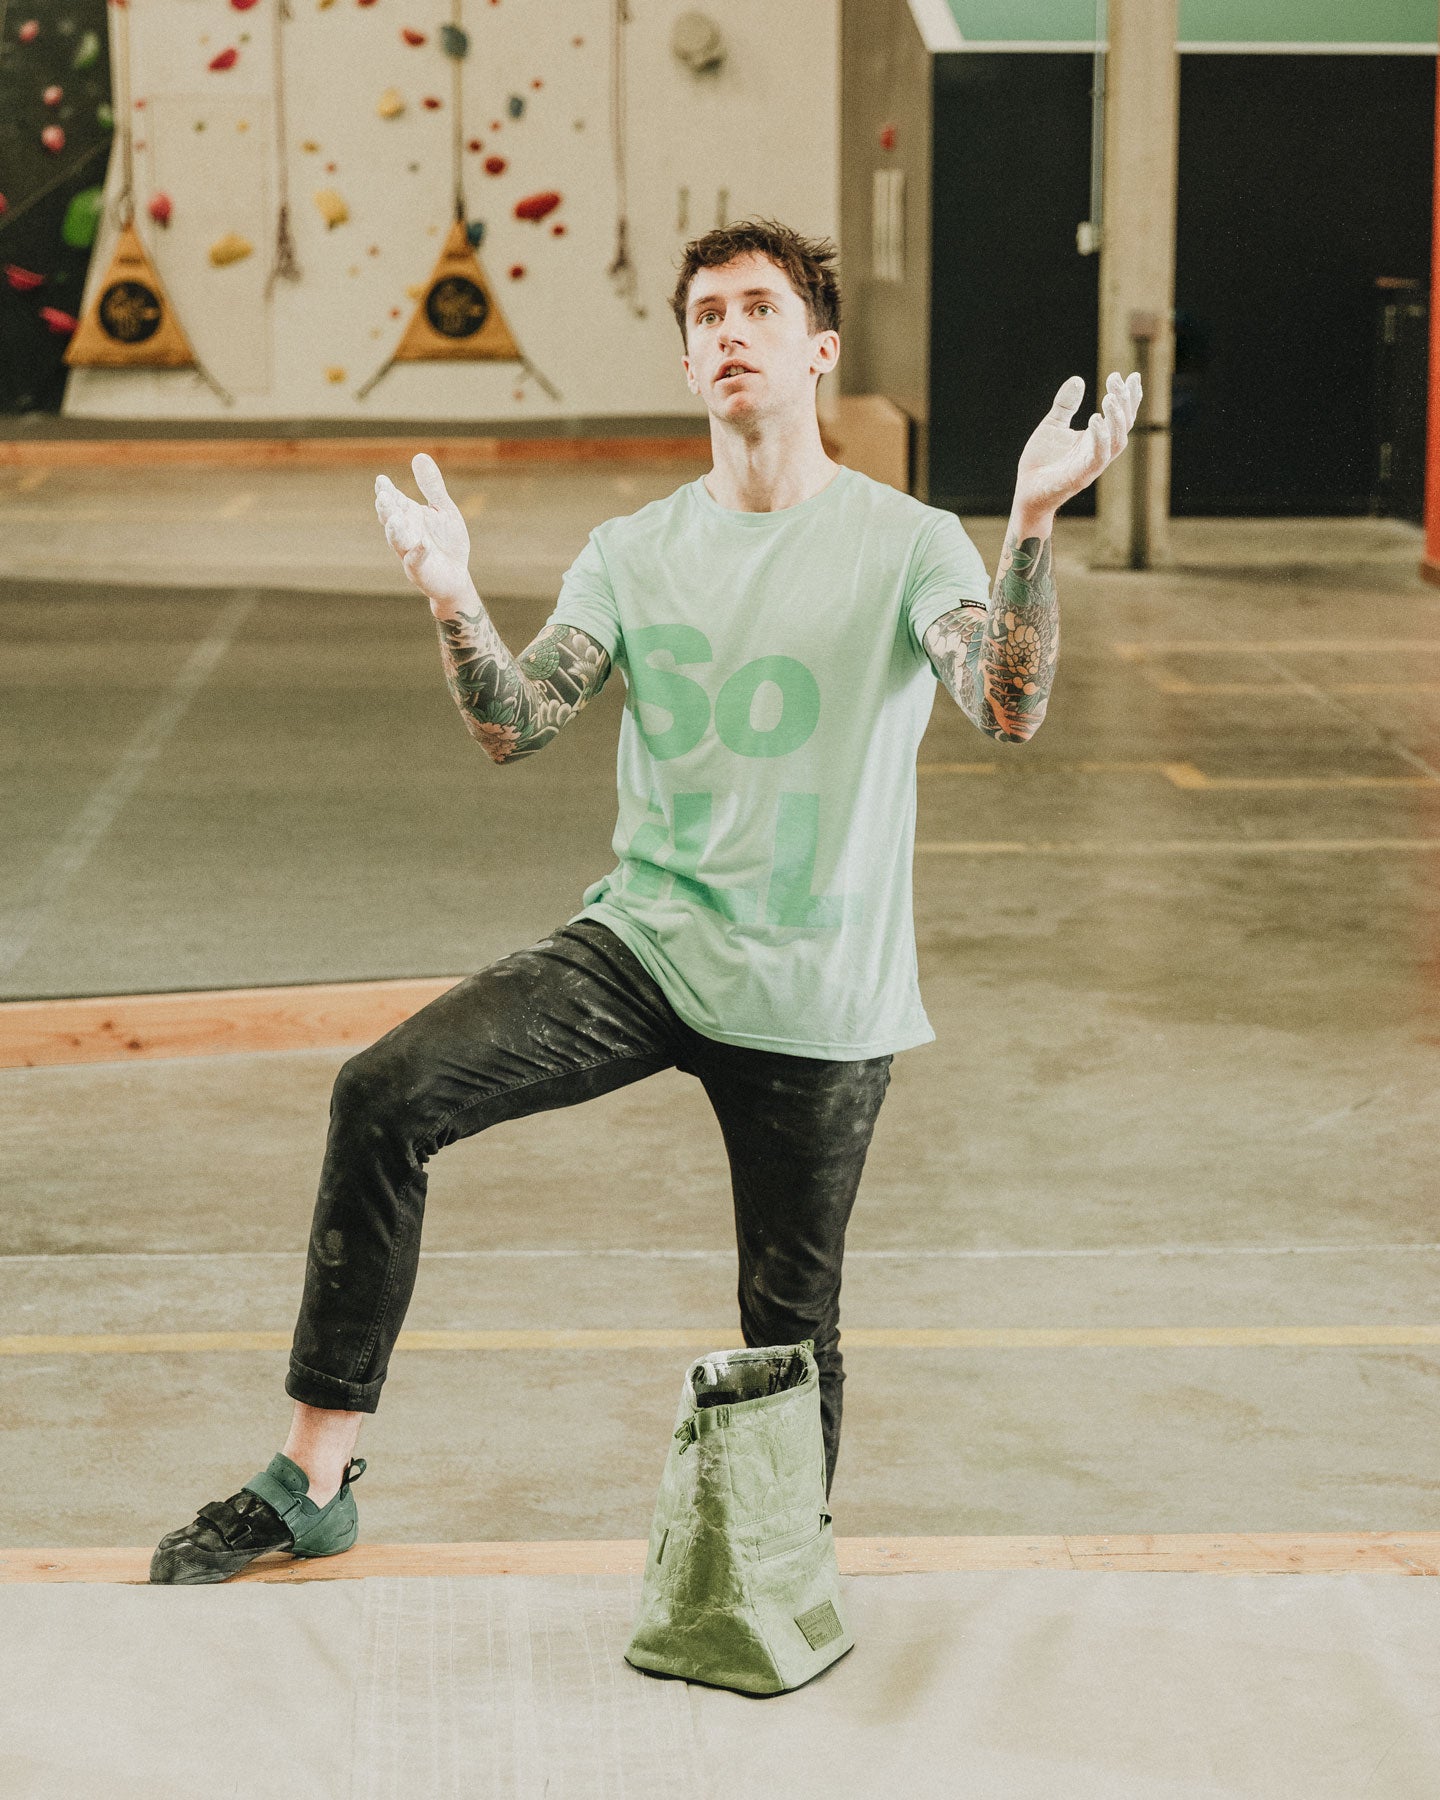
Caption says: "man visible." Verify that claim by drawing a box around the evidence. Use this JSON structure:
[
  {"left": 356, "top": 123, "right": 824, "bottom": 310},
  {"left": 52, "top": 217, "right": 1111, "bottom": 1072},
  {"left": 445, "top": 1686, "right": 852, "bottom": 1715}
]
[{"left": 151, "top": 218, "right": 1139, "bottom": 1583}]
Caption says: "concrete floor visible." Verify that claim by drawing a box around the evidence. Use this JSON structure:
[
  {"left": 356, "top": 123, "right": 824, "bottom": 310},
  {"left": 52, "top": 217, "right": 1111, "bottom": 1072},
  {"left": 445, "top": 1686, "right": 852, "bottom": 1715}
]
[{"left": 2, "top": 461, "right": 1439, "bottom": 1549}]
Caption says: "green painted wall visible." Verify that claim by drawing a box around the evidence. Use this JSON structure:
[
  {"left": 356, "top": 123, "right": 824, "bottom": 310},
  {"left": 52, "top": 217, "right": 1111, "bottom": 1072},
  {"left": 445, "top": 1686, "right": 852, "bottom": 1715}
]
[{"left": 944, "top": 0, "right": 1438, "bottom": 44}]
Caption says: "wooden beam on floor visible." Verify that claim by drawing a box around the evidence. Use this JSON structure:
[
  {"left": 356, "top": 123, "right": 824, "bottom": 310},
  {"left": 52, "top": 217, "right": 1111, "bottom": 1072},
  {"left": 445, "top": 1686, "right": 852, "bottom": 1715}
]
[
  {"left": 0, "top": 437, "right": 711, "bottom": 470},
  {"left": 4, "top": 1532, "right": 1438, "bottom": 1584},
  {"left": 0, "top": 977, "right": 462, "bottom": 1070}
]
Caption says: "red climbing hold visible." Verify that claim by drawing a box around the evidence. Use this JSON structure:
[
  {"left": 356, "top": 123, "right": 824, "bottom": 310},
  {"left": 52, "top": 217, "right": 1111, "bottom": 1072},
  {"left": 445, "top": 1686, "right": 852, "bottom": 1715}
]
[
  {"left": 467, "top": 138, "right": 482, "bottom": 152},
  {"left": 39, "top": 307, "right": 78, "bottom": 335},
  {"left": 0, "top": 195, "right": 8, "bottom": 217},
  {"left": 421, "top": 95, "right": 442, "bottom": 109},
  {"left": 508, "top": 264, "right": 524, "bottom": 278},
  {"left": 209, "top": 46, "right": 238, "bottom": 69},
  {"left": 43, "top": 85, "right": 63, "bottom": 106},
  {"left": 147, "top": 192, "right": 173, "bottom": 225},
  {"left": 230, "top": 0, "right": 260, "bottom": 9},
  {"left": 483, "top": 155, "right": 506, "bottom": 175},
  {"left": 513, "top": 191, "right": 560, "bottom": 222},
  {"left": 401, "top": 27, "right": 426, "bottom": 43},
  {"left": 551, "top": 222, "right": 565, "bottom": 236},
  {"left": 5, "top": 265, "right": 44, "bottom": 292},
  {"left": 530, "top": 77, "right": 542, "bottom": 88},
  {"left": 878, "top": 123, "right": 897, "bottom": 150},
  {"left": 18, "top": 18, "right": 39, "bottom": 41},
  {"left": 40, "top": 124, "right": 64, "bottom": 152}
]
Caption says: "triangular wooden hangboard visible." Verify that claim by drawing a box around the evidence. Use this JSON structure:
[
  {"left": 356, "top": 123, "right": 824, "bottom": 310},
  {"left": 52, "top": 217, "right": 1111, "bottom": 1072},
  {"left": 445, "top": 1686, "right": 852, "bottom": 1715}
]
[
  {"left": 65, "top": 220, "right": 195, "bottom": 370},
  {"left": 391, "top": 218, "right": 522, "bottom": 363}
]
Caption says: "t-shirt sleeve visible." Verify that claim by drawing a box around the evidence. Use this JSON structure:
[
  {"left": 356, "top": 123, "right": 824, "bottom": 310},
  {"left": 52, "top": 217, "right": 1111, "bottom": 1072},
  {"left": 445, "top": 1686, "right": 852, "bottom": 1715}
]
[
  {"left": 904, "top": 510, "right": 992, "bottom": 665},
  {"left": 544, "top": 530, "right": 623, "bottom": 666}
]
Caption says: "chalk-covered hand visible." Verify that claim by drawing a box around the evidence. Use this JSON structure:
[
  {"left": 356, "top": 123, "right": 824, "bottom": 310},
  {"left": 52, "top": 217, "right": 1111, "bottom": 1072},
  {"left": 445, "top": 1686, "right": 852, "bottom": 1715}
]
[
  {"left": 374, "top": 453, "right": 473, "bottom": 616},
  {"left": 1012, "top": 370, "right": 1142, "bottom": 533}
]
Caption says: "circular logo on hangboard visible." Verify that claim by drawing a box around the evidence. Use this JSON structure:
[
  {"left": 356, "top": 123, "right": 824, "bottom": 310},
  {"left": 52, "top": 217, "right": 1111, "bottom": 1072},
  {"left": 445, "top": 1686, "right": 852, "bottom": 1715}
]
[
  {"left": 425, "top": 275, "right": 488, "bottom": 339},
  {"left": 98, "top": 279, "right": 164, "bottom": 344}
]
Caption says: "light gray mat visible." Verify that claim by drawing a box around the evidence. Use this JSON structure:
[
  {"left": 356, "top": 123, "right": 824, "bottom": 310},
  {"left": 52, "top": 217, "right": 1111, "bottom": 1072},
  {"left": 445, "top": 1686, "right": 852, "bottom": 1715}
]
[{"left": 4, "top": 1571, "right": 1439, "bottom": 1799}]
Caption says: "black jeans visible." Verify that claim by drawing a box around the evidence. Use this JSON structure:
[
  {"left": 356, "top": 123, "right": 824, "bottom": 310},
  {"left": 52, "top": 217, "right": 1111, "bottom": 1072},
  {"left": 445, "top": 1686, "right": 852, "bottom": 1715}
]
[{"left": 286, "top": 916, "right": 894, "bottom": 1497}]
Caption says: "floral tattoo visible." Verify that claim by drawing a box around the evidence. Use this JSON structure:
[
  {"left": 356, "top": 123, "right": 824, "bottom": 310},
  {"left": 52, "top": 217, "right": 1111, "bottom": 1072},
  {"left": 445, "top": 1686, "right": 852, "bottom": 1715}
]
[
  {"left": 435, "top": 609, "right": 612, "bottom": 762},
  {"left": 921, "top": 526, "right": 1058, "bottom": 742}
]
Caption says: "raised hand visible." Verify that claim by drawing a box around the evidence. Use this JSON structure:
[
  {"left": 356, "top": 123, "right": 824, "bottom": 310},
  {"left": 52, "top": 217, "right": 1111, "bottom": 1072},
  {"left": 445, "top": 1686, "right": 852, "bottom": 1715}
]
[
  {"left": 1012, "top": 370, "right": 1142, "bottom": 532},
  {"left": 374, "top": 452, "right": 473, "bottom": 616}
]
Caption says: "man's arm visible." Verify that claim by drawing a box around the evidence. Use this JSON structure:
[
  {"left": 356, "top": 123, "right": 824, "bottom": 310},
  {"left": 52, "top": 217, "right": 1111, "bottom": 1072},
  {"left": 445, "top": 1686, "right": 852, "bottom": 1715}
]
[
  {"left": 923, "top": 370, "right": 1141, "bottom": 743},
  {"left": 433, "top": 590, "right": 611, "bottom": 764},
  {"left": 922, "top": 520, "right": 1057, "bottom": 744},
  {"left": 373, "top": 452, "right": 612, "bottom": 765}
]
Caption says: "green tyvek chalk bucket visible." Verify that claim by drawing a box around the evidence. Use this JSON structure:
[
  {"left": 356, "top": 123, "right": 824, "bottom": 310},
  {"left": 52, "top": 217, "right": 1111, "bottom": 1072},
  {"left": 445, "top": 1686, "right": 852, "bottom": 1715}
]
[{"left": 624, "top": 1338, "right": 854, "bottom": 1695}]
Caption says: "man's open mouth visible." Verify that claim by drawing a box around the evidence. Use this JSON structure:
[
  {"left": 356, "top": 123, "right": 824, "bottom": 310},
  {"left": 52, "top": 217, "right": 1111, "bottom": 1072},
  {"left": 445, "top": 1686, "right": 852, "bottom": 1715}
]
[{"left": 717, "top": 365, "right": 756, "bottom": 381}]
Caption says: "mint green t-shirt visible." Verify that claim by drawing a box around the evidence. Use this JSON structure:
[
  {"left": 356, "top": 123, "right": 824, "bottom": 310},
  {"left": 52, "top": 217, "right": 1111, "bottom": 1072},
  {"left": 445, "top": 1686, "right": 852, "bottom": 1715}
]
[{"left": 543, "top": 463, "right": 991, "bottom": 1059}]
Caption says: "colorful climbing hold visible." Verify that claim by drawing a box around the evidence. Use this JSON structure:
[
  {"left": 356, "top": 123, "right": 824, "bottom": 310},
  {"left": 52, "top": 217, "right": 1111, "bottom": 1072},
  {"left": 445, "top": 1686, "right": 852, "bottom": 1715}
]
[
  {"left": 18, "top": 19, "right": 39, "bottom": 42},
  {"left": 96, "top": 102, "right": 113, "bottom": 129},
  {"left": 43, "top": 84, "right": 63, "bottom": 106},
  {"left": 514, "top": 190, "right": 560, "bottom": 222},
  {"left": 551, "top": 222, "right": 565, "bottom": 236},
  {"left": 40, "top": 125, "right": 65, "bottom": 153},
  {"left": 209, "top": 233, "right": 254, "bottom": 265},
  {"left": 377, "top": 87, "right": 404, "bottom": 118},
  {"left": 878, "top": 123, "right": 897, "bottom": 150},
  {"left": 5, "top": 266, "right": 44, "bottom": 292},
  {"left": 467, "top": 139, "right": 482, "bottom": 152},
  {"left": 465, "top": 219, "right": 484, "bottom": 246},
  {"left": 231, "top": 0, "right": 261, "bottom": 9},
  {"left": 0, "top": 195, "right": 8, "bottom": 217},
  {"left": 301, "top": 139, "right": 320, "bottom": 152},
  {"left": 60, "top": 185, "right": 104, "bottom": 248},
  {"left": 530, "top": 77, "right": 542, "bottom": 88},
  {"left": 439, "top": 22, "right": 467, "bottom": 56},
  {"left": 147, "top": 192, "right": 173, "bottom": 225},
  {"left": 39, "top": 307, "right": 78, "bottom": 335},
  {"left": 73, "top": 26, "right": 99, "bottom": 67},
  {"left": 325, "top": 366, "right": 346, "bottom": 382},
  {"left": 209, "top": 46, "right": 239, "bottom": 70},
  {"left": 508, "top": 264, "right": 524, "bottom": 278},
  {"left": 421, "top": 95, "right": 442, "bottom": 109},
  {"left": 314, "top": 187, "right": 349, "bottom": 227},
  {"left": 401, "top": 27, "right": 426, "bottom": 44},
  {"left": 507, "top": 94, "right": 524, "bottom": 117},
  {"left": 483, "top": 155, "right": 506, "bottom": 175}
]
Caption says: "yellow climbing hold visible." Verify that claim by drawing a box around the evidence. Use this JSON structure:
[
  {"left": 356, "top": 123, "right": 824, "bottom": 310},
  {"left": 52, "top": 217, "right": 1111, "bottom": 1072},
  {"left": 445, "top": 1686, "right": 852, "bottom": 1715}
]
[
  {"left": 405, "top": 282, "right": 424, "bottom": 299},
  {"left": 208, "top": 232, "right": 253, "bottom": 266},
  {"left": 314, "top": 187, "right": 349, "bottom": 228},
  {"left": 301, "top": 138, "right": 320, "bottom": 153},
  {"left": 377, "top": 87, "right": 404, "bottom": 119},
  {"left": 325, "top": 365, "right": 346, "bottom": 382}
]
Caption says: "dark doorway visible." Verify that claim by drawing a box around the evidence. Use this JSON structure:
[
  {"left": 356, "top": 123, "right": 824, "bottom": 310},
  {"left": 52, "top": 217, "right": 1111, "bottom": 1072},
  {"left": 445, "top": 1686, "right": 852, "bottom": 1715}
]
[
  {"left": 1173, "top": 53, "right": 1434, "bottom": 515},
  {"left": 928, "top": 52, "right": 1099, "bottom": 516}
]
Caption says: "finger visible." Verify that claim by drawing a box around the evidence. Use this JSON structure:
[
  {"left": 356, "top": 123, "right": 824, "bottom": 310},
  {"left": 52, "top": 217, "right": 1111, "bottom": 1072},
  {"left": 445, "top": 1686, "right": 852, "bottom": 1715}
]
[
  {"left": 412, "top": 452, "right": 459, "bottom": 519},
  {"left": 1102, "top": 391, "right": 1127, "bottom": 456},
  {"left": 1126, "top": 371, "right": 1143, "bottom": 424},
  {"left": 385, "top": 513, "right": 420, "bottom": 556},
  {"left": 1046, "top": 373, "right": 1086, "bottom": 427}
]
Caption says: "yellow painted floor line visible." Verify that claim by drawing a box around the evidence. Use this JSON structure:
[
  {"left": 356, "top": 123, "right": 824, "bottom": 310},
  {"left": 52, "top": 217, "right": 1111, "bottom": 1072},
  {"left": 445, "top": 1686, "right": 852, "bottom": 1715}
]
[
  {"left": 916, "top": 759, "right": 1438, "bottom": 790},
  {"left": 5, "top": 1325, "right": 1440, "bottom": 1356},
  {"left": 916, "top": 838, "right": 1440, "bottom": 855},
  {"left": 5, "top": 1532, "right": 1439, "bottom": 1584},
  {"left": 1112, "top": 640, "right": 1440, "bottom": 658}
]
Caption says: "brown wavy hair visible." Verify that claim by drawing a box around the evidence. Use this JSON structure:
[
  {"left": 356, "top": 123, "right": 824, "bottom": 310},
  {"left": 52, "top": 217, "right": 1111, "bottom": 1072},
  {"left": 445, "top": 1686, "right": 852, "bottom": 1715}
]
[{"left": 670, "top": 217, "right": 842, "bottom": 351}]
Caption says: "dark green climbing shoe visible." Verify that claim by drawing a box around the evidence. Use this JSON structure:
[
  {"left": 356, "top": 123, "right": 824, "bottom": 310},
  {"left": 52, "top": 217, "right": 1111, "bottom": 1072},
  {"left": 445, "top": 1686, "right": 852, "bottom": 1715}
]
[{"left": 148, "top": 1451, "right": 367, "bottom": 1585}]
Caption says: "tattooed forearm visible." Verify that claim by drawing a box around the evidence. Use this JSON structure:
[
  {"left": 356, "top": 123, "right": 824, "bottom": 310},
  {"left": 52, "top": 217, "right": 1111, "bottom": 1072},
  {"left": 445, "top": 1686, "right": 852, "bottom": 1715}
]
[
  {"left": 922, "top": 525, "right": 1058, "bottom": 742},
  {"left": 434, "top": 604, "right": 611, "bottom": 763}
]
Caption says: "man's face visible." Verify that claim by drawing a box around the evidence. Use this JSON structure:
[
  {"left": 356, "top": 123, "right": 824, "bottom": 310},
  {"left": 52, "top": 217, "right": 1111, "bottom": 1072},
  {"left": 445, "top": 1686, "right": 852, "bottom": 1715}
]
[{"left": 681, "top": 252, "right": 839, "bottom": 426}]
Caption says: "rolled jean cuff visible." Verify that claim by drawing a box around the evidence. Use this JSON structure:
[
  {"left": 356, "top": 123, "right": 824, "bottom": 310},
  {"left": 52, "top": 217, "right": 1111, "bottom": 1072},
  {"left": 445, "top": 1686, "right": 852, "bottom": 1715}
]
[{"left": 285, "top": 1355, "right": 384, "bottom": 1413}]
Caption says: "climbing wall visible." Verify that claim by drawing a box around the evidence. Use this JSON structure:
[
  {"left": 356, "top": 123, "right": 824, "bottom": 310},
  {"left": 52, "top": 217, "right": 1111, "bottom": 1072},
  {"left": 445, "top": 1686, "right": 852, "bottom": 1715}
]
[
  {"left": 0, "top": 0, "right": 114, "bottom": 412},
  {"left": 53, "top": 0, "right": 838, "bottom": 421}
]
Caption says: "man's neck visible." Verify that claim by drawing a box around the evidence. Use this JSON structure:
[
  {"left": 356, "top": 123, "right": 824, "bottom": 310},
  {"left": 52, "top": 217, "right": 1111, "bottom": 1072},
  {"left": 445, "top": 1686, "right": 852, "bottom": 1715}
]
[{"left": 703, "top": 426, "right": 842, "bottom": 514}]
